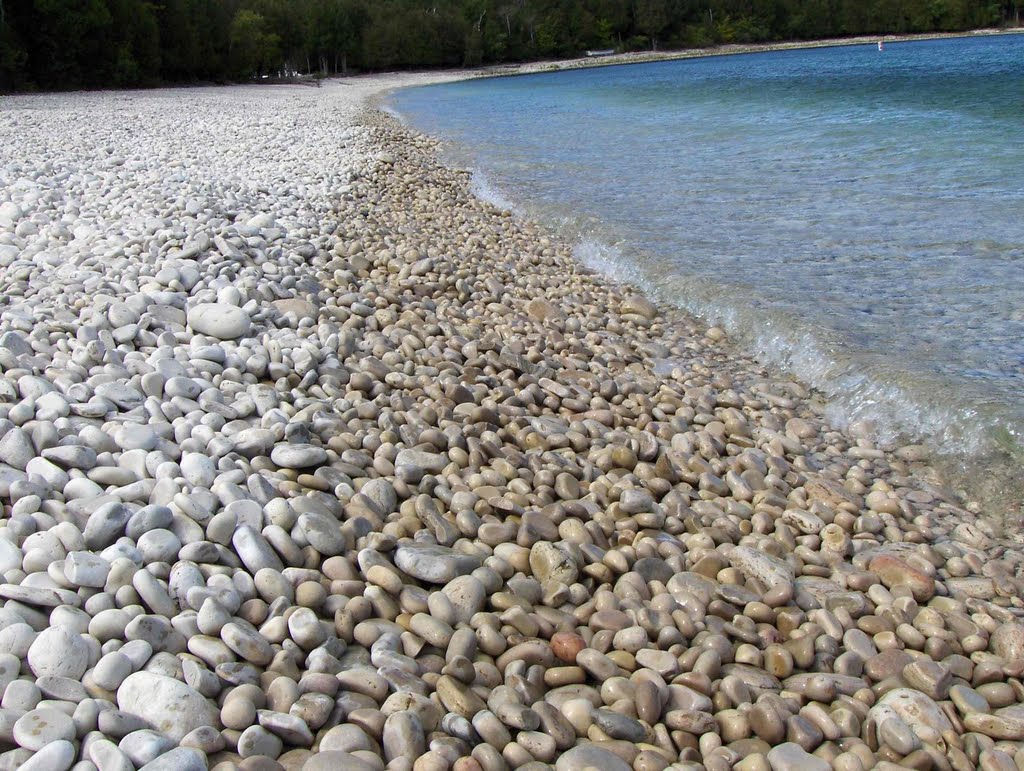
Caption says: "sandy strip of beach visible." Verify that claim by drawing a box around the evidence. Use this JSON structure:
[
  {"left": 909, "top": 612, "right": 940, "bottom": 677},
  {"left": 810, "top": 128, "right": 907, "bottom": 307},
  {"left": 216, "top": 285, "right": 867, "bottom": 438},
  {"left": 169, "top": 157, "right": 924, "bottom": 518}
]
[{"left": 0, "top": 71, "right": 1022, "bottom": 771}]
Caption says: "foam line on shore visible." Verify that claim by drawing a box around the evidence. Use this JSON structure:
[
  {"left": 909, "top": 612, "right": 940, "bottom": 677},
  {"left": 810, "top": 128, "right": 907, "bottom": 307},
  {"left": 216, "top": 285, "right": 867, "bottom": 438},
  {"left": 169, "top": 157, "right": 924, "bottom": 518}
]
[{"left": 385, "top": 75, "right": 1024, "bottom": 527}]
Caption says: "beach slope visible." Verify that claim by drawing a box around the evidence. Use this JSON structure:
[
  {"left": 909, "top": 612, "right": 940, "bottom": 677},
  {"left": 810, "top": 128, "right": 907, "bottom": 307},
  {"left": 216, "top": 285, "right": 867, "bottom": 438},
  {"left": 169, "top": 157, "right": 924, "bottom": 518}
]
[{"left": 0, "top": 75, "right": 1021, "bottom": 770}]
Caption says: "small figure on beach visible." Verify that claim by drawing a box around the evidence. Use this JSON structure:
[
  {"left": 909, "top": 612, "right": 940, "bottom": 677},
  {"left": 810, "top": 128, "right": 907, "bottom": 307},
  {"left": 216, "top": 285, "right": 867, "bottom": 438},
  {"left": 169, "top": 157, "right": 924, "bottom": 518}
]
[{"left": 878, "top": 40, "right": 885, "bottom": 51}]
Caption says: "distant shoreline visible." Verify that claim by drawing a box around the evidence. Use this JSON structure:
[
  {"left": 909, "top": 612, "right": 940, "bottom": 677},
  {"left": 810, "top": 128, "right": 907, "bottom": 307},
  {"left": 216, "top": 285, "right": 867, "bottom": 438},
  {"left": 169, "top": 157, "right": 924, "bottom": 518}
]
[{"left": 471, "top": 27, "right": 1024, "bottom": 78}]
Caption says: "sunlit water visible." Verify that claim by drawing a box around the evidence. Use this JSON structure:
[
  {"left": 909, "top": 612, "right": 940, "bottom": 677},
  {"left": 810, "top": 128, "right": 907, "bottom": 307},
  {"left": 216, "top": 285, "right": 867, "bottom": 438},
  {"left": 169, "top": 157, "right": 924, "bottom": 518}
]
[{"left": 389, "top": 35, "right": 1024, "bottom": 517}]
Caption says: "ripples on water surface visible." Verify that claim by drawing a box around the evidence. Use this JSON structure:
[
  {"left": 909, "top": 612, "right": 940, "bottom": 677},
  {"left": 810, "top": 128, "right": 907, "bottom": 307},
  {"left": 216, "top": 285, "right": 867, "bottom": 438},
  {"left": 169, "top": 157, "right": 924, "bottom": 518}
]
[{"left": 390, "top": 35, "right": 1024, "bottom": 515}]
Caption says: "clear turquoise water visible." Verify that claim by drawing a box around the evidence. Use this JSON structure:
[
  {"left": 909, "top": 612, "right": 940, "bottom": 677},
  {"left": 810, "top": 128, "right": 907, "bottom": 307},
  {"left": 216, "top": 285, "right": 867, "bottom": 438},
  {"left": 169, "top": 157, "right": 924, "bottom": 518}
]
[{"left": 389, "top": 35, "right": 1024, "bottom": 507}]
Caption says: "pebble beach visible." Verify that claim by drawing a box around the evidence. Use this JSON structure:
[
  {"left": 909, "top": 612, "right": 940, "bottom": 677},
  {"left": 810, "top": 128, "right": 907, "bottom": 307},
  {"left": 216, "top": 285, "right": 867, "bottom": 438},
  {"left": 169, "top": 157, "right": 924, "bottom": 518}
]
[{"left": 0, "top": 74, "right": 1023, "bottom": 771}]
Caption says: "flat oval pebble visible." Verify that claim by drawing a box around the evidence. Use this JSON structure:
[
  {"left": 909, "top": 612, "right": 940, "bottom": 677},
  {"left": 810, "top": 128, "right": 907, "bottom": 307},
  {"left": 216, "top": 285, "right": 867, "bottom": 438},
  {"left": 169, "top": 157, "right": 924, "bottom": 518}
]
[
  {"left": 137, "top": 746, "right": 208, "bottom": 771},
  {"left": 435, "top": 675, "right": 487, "bottom": 718},
  {"left": 394, "top": 543, "right": 481, "bottom": 584},
  {"left": 118, "top": 730, "right": 177, "bottom": 766},
  {"left": 270, "top": 444, "right": 327, "bottom": 469},
  {"left": 555, "top": 745, "right": 632, "bottom": 771},
  {"left": 18, "top": 739, "right": 76, "bottom": 771},
  {"left": 13, "top": 707, "right": 76, "bottom": 751},
  {"left": 302, "top": 752, "right": 380, "bottom": 771},
  {"left": 187, "top": 303, "right": 251, "bottom": 340},
  {"left": 766, "top": 742, "right": 831, "bottom": 771}
]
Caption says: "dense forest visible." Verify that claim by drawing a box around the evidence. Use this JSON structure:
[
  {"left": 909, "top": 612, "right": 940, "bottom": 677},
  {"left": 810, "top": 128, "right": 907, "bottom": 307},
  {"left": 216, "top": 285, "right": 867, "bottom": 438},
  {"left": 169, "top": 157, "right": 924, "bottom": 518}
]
[{"left": 1, "top": 0, "right": 1020, "bottom": 91}]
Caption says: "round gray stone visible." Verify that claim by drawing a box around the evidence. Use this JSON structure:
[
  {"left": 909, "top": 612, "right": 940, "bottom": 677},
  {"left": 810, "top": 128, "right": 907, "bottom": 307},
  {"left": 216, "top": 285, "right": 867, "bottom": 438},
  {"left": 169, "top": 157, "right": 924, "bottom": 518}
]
[
  {"left": 270, "top": 444, "right": 327, "bottom": 469},
  {"left": 393, "top": 542, "right": 481, "bottom": 585},
  {"left": 13, "top": 707, "right": 76, "bottom": 751},
  {"left": 555, "top": 745, "right": 632, "bottom": 771},
  {"left": 187, "top": 303, "right": 251, "bottom": 340},
  {"left": 116, "top": 671, "right": 218, "bottom": 741},
  {"left": 27, "top": 626, "right": 89, "bottom": 680}
]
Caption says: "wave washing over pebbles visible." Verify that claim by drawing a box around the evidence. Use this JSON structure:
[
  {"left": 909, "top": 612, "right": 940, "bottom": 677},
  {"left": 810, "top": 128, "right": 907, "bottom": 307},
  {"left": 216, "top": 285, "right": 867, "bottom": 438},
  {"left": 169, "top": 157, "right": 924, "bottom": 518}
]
[{"left": 1, "top": 74, "right": 1024, "bottom": 771}]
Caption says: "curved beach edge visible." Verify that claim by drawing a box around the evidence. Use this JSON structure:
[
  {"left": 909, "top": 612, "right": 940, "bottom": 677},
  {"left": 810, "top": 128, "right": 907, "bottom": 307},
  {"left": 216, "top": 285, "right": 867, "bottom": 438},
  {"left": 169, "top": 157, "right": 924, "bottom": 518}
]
[{"left": 0, "top": 71, "right": 1022, "bottom": 771}]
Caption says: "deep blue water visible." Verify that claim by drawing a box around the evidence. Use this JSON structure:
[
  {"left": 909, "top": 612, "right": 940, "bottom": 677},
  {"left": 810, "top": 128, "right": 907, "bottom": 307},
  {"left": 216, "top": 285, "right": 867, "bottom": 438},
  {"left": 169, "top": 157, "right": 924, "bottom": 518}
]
[{"left": 389, "top": 35, "right": 1024, "bottom": 504}]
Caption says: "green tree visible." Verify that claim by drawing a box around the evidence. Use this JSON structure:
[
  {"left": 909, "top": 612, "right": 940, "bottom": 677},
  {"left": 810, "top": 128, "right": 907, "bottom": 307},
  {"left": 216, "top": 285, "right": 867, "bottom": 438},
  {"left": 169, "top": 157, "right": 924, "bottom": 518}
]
[
  {"left": 0, "top": 0, "right": 1016, "bottom": 92},
  {"left": 310, "top": 0, "right": 363, "bottom": 73},
  {"left": 247, "top": 0, "right": 315, "bottom": 73},
  {"left": 462, "top": 0, "right": 490, "bottom": 65},
  {"left": 229, "top": 9, "right": 281, "bottom": 78},
  {"left": 635, "top": 0, "right": 670, "bottom": 48},
  {"left": 105, "top": 0, "right": 160, "bottom": 85},
  {"left": 0, "top": 0, "right": 29, "bottom": 91},
  {"left": 27, "top": 0, "right": 113, "bottom": 87}
]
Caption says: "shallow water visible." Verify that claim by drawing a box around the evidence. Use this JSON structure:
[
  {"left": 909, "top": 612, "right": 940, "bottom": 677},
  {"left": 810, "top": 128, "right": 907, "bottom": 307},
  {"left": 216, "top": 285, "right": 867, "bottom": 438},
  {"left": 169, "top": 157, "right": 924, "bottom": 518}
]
[{"left": 389, "top": 35, "right": 1024, "bottom": 516}]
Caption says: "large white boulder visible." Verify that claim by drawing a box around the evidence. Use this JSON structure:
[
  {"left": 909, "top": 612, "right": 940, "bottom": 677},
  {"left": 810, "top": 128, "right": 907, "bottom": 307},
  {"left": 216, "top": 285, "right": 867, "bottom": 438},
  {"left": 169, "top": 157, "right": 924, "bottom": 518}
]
[
  {"left": 117, "top": 672, "right": 218, "bottom": 741},
  {"left": 186, "top": 303, "right": 251, "bottom": 340}
]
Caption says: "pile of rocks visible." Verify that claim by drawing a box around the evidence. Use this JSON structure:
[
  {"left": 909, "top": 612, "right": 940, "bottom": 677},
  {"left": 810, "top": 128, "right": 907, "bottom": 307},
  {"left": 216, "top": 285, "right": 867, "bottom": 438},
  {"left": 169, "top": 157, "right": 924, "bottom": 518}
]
[{"left": 0, "top": 79, "right": 1022, "bottom": 771}]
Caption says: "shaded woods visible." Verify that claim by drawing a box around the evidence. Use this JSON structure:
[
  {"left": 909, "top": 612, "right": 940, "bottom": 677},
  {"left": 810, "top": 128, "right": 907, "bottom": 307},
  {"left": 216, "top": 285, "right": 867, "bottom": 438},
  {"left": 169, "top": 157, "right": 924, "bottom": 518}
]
[{"left": 1, "top": 0, "right": 1019, "bottom": 91}]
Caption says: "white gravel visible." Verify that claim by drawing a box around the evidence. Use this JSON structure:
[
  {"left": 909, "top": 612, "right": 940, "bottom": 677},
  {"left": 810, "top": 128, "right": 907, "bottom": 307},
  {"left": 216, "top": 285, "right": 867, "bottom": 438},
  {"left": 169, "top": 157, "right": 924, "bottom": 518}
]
[{"left": 0, "top": 74, "right": 462, "bottom": 771}]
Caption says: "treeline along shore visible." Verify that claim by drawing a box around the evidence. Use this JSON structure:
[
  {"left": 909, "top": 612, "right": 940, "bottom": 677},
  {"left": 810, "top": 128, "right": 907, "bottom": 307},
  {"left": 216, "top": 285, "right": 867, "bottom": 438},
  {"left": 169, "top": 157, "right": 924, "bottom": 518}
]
[
  {"left": 1, "top": 73, "right": 1024, "bottom": 770},
  {"left": 1, "top": 0, "right": 1021, "bottom": 91}
]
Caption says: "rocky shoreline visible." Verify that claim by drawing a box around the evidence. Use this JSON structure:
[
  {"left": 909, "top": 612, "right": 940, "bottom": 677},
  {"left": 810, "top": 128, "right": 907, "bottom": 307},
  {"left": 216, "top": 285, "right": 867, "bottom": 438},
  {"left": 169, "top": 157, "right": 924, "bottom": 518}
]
[
  {"left": 0, "top": 78, "right": 1022, "bottom": 771},
  {"left": 483, "top": 28, "right": 1024, "bottom": 78}
]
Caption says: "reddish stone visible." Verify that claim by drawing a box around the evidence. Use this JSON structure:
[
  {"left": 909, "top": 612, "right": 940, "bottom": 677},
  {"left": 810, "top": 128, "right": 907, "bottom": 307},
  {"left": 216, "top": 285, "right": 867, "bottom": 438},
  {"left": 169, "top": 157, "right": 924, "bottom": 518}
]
[
  {"left": 868, "top": 554, "right": 935, "bottom": 602},
  {"left": 550, "top": 632, "right": 586, "bottom": 664},
  {"left": 991, "top": 623, "right": 1024, "bottom": 663}
]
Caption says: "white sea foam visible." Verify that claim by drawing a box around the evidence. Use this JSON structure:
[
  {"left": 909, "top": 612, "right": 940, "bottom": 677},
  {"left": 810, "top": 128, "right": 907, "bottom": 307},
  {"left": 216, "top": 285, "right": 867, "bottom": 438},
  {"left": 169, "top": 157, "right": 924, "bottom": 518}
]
[
  {"left": 572, "top": 238, "right": 635, "bottom": 281},
  {"left": 469, "top": 170, "right": 519, "bottom": 213},
  {"left": 571, "top": 229, "right": 1023, "bottom": 499}
]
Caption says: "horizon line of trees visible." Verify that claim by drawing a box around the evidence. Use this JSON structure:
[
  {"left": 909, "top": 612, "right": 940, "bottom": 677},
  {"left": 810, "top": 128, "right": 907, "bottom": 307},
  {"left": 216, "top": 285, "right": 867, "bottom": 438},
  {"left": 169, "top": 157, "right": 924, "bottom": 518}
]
[{"left": 1, "top": 0, "right": 1020, "bottom": 92}]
